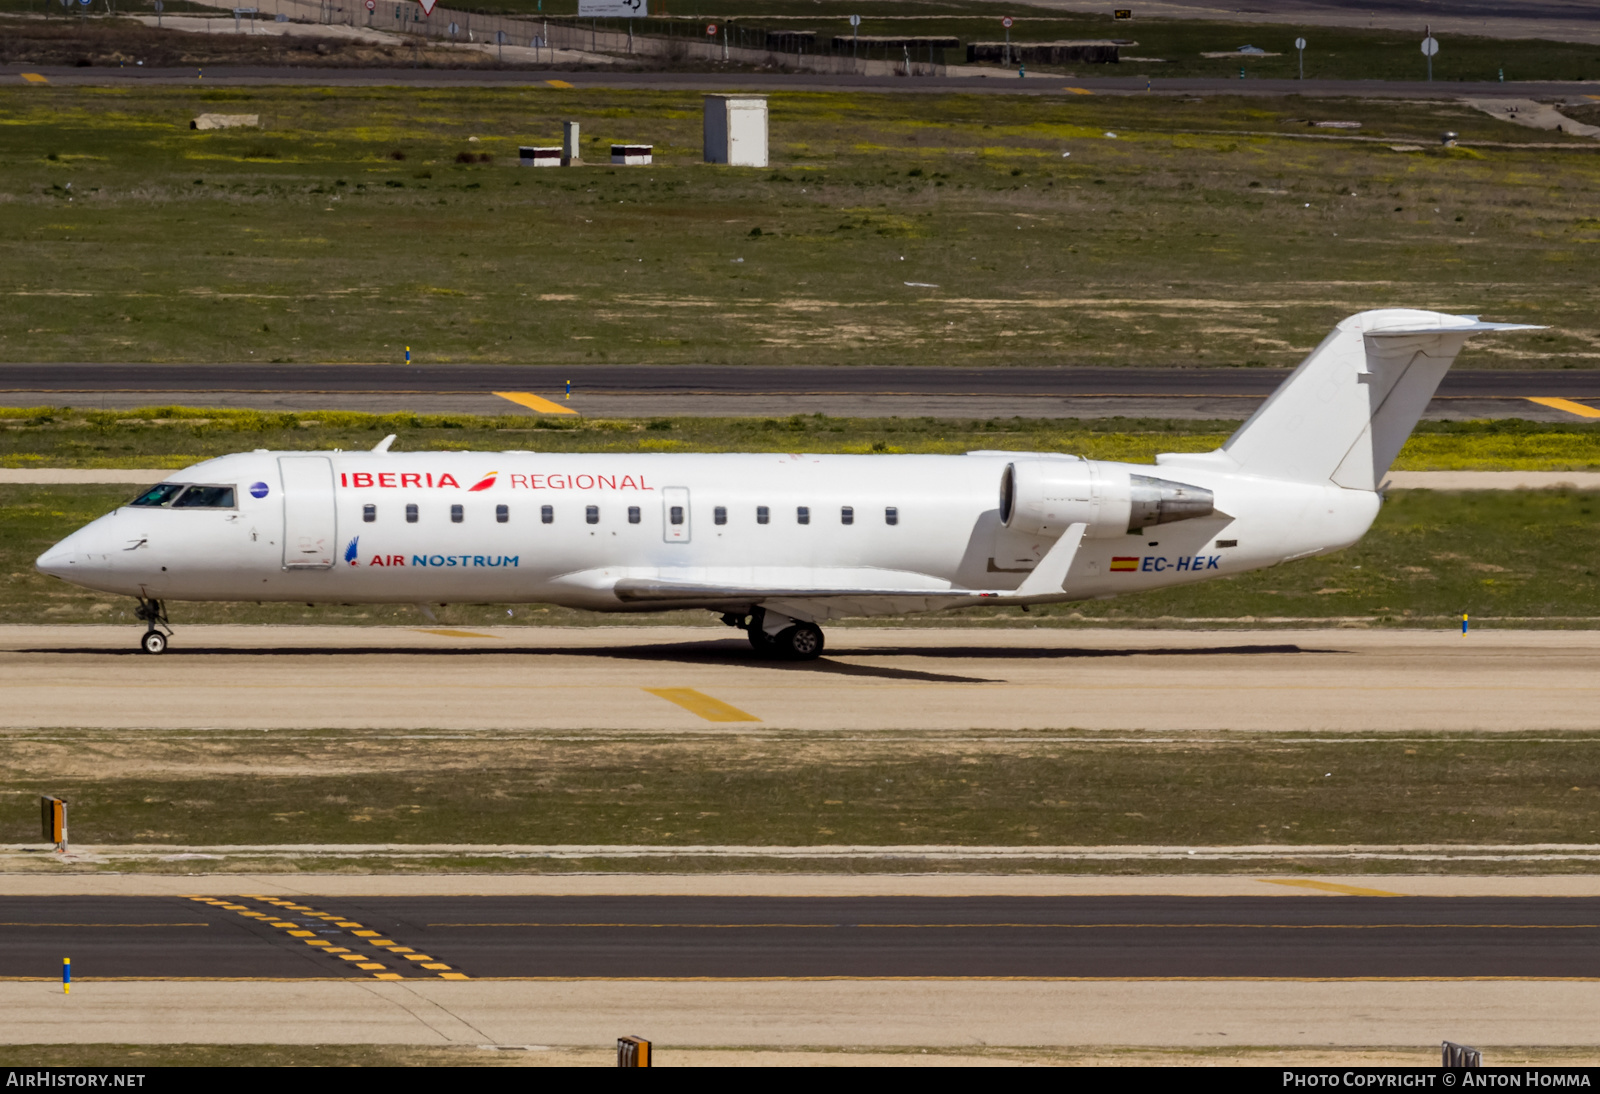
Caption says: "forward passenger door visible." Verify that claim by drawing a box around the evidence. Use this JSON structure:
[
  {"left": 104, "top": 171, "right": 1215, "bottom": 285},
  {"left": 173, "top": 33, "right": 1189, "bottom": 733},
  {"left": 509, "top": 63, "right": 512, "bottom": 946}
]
[{"left": 279, "top": 456, "right": 337, "bottom": 569}]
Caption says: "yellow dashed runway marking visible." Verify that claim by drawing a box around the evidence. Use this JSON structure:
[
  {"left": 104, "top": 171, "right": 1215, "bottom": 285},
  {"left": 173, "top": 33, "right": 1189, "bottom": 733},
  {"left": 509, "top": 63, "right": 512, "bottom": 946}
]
[
  {"left": 1064, "top": 86, "right": 1092, "bottom": 95},
  {"left": 545, "top": 79, "right": 574, "bottom": 88},
  {"left": 494, "top": 390, "right": 579, "bottom": 415},
  {"left": 414, "top": 628, "right": 501, "bottom": 639},
  {"left": 20, "top": 74, "right": 48, "bottom": 84},
  {"left": 1526, "top": 396, "right": 1600, "bottom": 419},
  {"left": 645, "top": 687, "right": 761, "bottom": 723}
]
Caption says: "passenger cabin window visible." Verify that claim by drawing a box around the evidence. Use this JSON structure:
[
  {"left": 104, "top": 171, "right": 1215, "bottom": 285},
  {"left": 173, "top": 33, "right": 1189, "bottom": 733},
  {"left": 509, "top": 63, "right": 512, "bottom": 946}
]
[
  {"left": 586, "top": 505, "right": 600, "bottom": 525},
  {"left": 170, "top": 485, "right": 235, "bottom": 509},
  {"left": 840, "top": 506, "right": 854, "bottom": 526},
  {"left": 885, "top": 506, "right": 899, "bottom": 526},
  {"left": 541, "top": 505, "right": 553, "bottom": 524},
  {"left": 628, "top": 506, "right": 641, "bottom": 524},
  {"left": 496, "top": 504, "right": 509, "bottom": 524},
  {"left": 756, "top": 506, "right": 769, "bottom": 525},
  {"left": 363, "top": 504, "right": 376, "bottom": 523},
  {"left": 669, "top": 506, "right": 684, "bottom": 525},
  {"left": 406, "top": 503, "right": 419, "bottom": 524},
  {"left": 451, "top": 504, "right": 464, "bottom": 524},
  {"left": 129, "top": 483, "right": 186, "bottom": 508},
  {"left": 797, "top": 506, "right": 810, "bottom": 525},
  {"left": 714, "top": 506, "right": 727, "bottom": 526}
]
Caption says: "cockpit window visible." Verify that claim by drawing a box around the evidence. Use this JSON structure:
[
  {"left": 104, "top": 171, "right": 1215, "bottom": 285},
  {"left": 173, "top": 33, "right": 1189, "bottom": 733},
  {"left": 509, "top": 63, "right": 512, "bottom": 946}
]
[
  {"left": 170, "top": 485, "right": 236, "bottom": 509},
  {"left": 129, "top": 483, "right": 186, "bottom": 508}
]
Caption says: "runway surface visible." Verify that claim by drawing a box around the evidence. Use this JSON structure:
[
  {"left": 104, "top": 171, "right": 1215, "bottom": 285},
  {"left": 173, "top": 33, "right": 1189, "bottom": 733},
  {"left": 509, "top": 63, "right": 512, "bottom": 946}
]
[
  {"left": 6, "top": 363, "right": 1597, "bottom": 420},
  {"left": 2, "top": 625, "right": 1597, "bottom": 732},
  {"left": 5, "top": 894, "right": 1599, "bottom": 981}
]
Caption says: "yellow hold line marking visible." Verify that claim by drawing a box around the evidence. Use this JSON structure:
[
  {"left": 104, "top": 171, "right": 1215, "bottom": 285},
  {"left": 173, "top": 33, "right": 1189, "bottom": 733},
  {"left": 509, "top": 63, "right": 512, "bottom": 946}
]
[
  {"left": 1261, "top": 879, "right": 1404, "bottom": 897},
  {"left": 1526, "top": 396, "right": 1600, "bottom": 419},
  {"left": 545, "top": 79, "right": 574, "bottom": 88},
  {"left": 21, "top": 73, "right": 48, "bottom": 84},
  {"left": 415, "top": 628, "right": 501, "bottom": 639},
  {"left": 645, "top": 687, "right": 761, "bottom": 723},
  {"left": 494, "top": 390, "right": 580, "bottom": 415}
]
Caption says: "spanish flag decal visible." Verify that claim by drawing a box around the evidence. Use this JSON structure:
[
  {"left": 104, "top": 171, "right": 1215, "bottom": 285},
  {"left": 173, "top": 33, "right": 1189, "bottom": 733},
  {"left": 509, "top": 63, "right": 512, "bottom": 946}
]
[{"left": 1110, "top": 556, "right": 1139, "bottom": 572}]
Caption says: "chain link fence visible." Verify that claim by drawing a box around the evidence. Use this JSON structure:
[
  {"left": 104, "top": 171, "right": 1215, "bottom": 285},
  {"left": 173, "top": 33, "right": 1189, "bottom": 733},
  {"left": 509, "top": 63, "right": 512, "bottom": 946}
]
[{"left": 178, "top": 0, "right": 951, "bottom": 75}]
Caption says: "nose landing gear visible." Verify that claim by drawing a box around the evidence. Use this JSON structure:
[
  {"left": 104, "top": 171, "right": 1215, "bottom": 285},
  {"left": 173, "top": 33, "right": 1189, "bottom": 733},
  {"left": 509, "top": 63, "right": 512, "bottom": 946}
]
[{"left": 135, "top": 598, "right": 172, "bottom": 655}]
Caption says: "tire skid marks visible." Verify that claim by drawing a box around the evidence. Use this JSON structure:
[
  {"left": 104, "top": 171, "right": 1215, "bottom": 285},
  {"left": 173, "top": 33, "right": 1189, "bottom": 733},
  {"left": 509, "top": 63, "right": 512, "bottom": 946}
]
[{"left": 184, "top": 894, "right": 468, "bottom": 980}]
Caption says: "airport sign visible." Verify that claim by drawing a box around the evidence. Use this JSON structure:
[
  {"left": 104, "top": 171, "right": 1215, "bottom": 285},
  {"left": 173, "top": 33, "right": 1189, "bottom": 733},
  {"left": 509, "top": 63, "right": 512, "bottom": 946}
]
[{"left": 578, "top": 0, "right": 647, "bottom": 15}]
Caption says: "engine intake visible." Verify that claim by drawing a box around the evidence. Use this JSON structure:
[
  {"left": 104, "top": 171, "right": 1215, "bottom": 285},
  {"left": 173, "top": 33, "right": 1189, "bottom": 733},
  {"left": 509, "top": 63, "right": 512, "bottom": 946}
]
[{"left": 1000, "top": 460, "right": 1214, "bottom": 538}]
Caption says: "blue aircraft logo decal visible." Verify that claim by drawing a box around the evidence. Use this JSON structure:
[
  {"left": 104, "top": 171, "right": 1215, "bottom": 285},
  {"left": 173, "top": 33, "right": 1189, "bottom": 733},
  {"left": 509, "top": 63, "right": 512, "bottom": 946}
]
[{"left": 344, "top": 536, "right": 360, "bottom": 566}]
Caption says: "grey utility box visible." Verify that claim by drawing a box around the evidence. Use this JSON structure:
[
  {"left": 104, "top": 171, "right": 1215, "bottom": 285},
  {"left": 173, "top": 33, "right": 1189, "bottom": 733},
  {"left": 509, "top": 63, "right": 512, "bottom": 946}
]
[{"left": 703, "top": 95, "right": 768, "bottom": 167}]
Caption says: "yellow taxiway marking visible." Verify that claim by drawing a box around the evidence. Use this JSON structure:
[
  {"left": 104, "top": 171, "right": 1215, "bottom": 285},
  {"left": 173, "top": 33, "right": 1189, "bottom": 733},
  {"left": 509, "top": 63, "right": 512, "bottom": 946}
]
[
  {"left": 21, "top": 73, "right": 48, "bottom": 84},
  {"left": 431, "top": 920, "right": 1589, "bottom": 930},
  {"left": 494, "top": 390, "right": 579, "bottom": 415},
  {"left": 1064, "top": 86, "right": 1093, "bottom": 95},
  {"left": 414, "top": 629, "right": 500, "bottom": 639},
  {"left": 1526, "top": 396, "right": 1600, "bottom": 419},
  {"left": 0, "top": 923, "right": 206, "bottom": 928},
  {"left": 1261, "top": 879, "right": 1403, "bottom": 897},
  {"left": 545, "top": 79, "right": 574, "bottom": 88},
  {"left": 645, "top": 687, "right": 761, "bottom": 723}
]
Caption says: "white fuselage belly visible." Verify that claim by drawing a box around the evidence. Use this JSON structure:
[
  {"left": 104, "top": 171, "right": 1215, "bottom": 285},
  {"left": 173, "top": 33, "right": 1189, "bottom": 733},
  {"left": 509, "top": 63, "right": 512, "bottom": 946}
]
[{"left": 42, "top": 450, "right": 1380, "bottom": 615}]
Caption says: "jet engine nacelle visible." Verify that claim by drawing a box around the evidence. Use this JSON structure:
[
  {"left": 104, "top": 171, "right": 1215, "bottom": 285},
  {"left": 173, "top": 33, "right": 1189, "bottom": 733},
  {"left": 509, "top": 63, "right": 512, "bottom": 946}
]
[{"left": 999, "top": 459, "right": 1215, "bottom": 539}]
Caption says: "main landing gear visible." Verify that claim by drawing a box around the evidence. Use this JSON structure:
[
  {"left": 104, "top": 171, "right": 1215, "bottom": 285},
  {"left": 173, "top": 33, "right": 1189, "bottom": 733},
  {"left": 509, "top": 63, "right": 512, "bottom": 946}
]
[
  {"left": 721, "top": 608, "right": 825, "bottom": 662},
  {"left": 135, "top": 597, "right": 172, "bottom": 655}
]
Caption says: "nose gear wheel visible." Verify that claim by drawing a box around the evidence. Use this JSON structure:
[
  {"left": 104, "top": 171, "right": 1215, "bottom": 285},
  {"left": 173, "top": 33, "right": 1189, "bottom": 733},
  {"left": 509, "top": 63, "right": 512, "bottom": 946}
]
[{"left": 135, "top": 597, "right": 172, "bottom": 654}]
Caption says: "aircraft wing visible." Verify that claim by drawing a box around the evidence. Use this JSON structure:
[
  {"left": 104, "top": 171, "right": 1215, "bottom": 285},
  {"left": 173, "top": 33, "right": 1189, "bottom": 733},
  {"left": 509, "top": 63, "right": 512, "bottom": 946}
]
[
  {"left": 609, "top": 524, "right": 1088, "bottom": 618},
  {"left": 611, "top": 578, "right": 1000, "bottom": 603}
]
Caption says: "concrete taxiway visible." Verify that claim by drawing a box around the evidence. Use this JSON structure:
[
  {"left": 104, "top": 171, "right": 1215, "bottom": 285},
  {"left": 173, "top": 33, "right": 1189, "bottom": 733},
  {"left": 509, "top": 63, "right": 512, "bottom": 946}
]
[{"left": 1, "top": 625, "right": 1598, "bottom": 733}]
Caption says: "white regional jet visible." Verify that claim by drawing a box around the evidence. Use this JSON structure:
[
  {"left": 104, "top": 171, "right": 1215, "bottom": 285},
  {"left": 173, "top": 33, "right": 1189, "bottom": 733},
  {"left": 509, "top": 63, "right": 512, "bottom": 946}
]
[{"left": 37, "top": 309, "right": 1535, "bottom": 659}]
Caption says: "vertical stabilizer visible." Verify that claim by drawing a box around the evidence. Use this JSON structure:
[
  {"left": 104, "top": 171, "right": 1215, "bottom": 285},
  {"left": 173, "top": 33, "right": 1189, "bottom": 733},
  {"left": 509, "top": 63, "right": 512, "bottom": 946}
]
[{"left": 1220, "top": 310, "right": 1539, "bottom": 490}]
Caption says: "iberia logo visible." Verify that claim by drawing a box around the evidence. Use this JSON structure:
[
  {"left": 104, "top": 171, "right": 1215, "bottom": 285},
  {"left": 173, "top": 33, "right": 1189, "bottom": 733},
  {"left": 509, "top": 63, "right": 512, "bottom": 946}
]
[
  {"left": 345, "top": 536, "right": 360, "bottom": 566},
  {"left": 468, "top": 471, "right": 499, "bottom": 492}
]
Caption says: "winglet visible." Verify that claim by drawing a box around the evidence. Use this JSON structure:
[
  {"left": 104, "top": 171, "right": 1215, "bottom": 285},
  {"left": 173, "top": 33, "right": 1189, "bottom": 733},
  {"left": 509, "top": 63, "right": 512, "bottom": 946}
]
[{"left": 372, "top": 434, "right": 397, "bottom": 453}]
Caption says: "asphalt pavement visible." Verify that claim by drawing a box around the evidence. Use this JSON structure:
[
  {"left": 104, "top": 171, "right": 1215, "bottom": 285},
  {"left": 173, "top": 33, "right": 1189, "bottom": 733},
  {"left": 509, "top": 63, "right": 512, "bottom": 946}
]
[
  {"left": 14, "top": 66, "right": 1600, "bottom": 98},
  {"left": 5, "top": 895, "right": 1597, "bottom": 980},
  {"left": 6, "top": 363, "right": 1597, "bottom": 419}
]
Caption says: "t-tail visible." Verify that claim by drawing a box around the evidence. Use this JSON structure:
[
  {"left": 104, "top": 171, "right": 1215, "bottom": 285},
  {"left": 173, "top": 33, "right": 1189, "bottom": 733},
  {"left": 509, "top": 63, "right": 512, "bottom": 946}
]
[{"left": 1215, "top": 309, "right": 1540, "bottom": 490}]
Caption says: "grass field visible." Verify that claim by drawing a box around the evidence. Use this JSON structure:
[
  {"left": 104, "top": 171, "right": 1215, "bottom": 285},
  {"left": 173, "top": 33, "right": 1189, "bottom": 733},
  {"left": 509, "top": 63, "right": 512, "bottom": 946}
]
[
  {"left": 7, "top": 726, "right": 1600, "bottom": 857},
  {"left": 3, "top": 407, "right": 1600, "bottom": 470},
  {"left": 6, "top": 479, "right": 1597, "bottom": 627},
  {"left": 2, "top": 83, "right": 1596, "bottom": 368}
]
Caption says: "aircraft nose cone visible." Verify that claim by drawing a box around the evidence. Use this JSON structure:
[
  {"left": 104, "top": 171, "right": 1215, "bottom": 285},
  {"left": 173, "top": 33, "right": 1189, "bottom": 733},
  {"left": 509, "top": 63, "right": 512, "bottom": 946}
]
[{"left": 35, "top": 542, "right": 77, "bottom": 578}]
